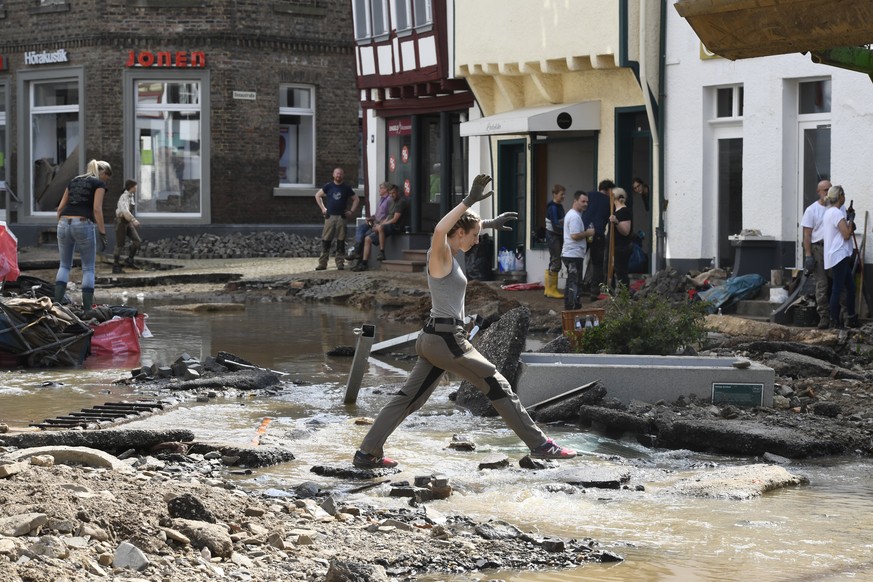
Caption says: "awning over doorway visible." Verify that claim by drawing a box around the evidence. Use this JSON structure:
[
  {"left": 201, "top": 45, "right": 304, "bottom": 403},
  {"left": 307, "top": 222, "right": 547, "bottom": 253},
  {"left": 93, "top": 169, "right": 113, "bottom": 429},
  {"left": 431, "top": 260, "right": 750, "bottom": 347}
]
[{"left": 460, "top": 101, "right": 600, "bottom": 137}]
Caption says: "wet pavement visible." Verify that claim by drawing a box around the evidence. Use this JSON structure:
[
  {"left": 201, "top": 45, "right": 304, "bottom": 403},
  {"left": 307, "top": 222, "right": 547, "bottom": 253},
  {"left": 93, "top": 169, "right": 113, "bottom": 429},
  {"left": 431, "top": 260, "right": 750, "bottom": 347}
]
[{"left": 16, "top": 245, "right": 324, "bottom": 302}]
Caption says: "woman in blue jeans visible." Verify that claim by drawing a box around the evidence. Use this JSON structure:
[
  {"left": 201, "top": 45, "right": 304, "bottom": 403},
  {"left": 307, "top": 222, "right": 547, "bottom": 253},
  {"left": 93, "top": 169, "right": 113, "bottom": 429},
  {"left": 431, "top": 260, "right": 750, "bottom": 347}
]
[
  {"left": 822, "top": 185, "right": 859, "bottom": 329},
  {"left": 54, "top": 159, "right": 112, "bottom": 309}
]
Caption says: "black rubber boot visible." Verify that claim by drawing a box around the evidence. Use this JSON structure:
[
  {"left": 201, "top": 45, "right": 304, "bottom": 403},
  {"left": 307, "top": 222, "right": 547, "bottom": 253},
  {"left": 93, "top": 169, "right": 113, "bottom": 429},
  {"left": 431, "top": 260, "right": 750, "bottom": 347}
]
[
  {"left": 54, "top": 282, "right": 67, "bottom": 303},
  {"left": 82, "top": 288, "right": 94, "bottom": 309}
]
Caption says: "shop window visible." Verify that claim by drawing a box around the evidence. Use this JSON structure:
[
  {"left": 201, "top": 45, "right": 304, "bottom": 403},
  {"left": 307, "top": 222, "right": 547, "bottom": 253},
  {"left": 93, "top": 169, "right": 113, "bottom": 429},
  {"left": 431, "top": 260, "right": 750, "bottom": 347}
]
[
  {"left": 386, "top": 116, "right": 412, "bottom": 206},
  {"left": 30, "top": 79, "right": 80, "bottom": 213},
  {"left": 134, "top": 80, "right": 202, "bottom": 215},
  {"left": 279, "top": 85, "right": 315, "bottom": 186}
]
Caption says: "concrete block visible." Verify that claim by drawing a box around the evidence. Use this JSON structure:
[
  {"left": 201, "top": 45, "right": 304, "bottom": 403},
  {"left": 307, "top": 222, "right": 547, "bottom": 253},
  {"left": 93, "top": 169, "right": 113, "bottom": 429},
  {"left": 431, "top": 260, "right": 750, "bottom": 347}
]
[{"left": 516, "top": 353, "right": 774, "bottom": 408}]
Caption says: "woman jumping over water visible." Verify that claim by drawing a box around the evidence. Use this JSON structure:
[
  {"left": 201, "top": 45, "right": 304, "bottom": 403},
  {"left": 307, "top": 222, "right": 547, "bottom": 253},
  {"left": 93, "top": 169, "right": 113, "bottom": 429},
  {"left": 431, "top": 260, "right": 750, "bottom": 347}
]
[{"left": 353, "top": 174, "right": 576, "bottom": 469}]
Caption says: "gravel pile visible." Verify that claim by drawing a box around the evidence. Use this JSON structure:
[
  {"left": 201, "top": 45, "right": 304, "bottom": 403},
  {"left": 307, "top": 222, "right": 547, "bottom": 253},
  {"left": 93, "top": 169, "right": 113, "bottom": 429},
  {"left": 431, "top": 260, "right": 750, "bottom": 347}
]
[{"left": 139, "top": 232, "right": 326, "bottom": 260}]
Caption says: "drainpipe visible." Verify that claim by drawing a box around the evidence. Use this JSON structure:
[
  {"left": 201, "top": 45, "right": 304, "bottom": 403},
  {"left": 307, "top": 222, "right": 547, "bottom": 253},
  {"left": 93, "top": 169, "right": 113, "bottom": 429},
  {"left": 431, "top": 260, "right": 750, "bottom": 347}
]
[{"left": 640, "top": 2, "right": 664, "bottom": 271}]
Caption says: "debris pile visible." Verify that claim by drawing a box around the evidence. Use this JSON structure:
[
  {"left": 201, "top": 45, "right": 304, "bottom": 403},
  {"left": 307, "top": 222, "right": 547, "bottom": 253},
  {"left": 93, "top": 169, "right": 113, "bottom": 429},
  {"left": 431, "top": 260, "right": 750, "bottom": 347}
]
[{"left": 139, "top": 231, "right": 323, "bottom": 259}]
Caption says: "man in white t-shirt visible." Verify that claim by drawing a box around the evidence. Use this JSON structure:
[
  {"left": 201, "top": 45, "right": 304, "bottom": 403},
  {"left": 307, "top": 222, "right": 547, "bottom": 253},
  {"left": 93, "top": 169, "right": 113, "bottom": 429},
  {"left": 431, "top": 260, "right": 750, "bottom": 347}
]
[
  {"left": 562, "top": 191, "right": 595, "bottom": 310},
  {"left": 800, "top": 179, "right": 832, "bottom": 328}
]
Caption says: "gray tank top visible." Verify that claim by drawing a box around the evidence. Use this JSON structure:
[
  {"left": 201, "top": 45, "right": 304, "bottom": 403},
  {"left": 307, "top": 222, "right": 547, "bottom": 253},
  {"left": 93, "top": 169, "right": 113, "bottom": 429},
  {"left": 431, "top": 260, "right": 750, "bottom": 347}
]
[{"left": 427, "top": 250, "right": 466, "bottom": 321}]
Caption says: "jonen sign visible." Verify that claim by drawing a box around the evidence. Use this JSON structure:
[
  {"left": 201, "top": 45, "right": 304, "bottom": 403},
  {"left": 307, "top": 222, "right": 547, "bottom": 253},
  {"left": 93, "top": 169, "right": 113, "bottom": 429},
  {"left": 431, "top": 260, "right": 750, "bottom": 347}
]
[{"left": 126, "top": 50, "right": 206, "bottom": 68}]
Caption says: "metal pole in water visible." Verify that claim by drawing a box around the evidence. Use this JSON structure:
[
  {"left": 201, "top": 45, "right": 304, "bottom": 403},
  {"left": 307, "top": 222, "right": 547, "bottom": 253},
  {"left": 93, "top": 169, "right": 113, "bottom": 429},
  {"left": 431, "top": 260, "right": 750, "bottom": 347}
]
[{"left": 344, "top": 324, "right": 376, "bottom": 404}]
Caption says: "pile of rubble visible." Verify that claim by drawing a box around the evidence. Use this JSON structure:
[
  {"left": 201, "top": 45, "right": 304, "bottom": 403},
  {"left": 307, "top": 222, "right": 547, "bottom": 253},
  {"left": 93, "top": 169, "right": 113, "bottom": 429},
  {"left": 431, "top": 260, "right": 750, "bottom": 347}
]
[{"left": 138, "top": 231, "right": 323, "bottom": 259}]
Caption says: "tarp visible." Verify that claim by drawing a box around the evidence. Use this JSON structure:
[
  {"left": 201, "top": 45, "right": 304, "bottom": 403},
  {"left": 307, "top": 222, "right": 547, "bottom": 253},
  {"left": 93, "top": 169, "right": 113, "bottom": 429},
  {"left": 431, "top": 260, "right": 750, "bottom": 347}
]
[
  {"left": 0, "top": 222, "right": 20, "bottom": 282},
  {"left": 698, "top": 274, "right": 766, "bottom": 313},
  {"left": 674, "top": 0, "right": 873, "bottom": 60},
  {"left": 89, "top": 314, "right": 146, "bottom": 356}
]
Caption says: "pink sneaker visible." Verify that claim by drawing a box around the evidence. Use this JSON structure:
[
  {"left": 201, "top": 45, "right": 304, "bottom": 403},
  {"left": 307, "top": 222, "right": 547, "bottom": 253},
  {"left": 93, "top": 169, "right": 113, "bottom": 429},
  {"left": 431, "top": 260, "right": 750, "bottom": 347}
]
[
  {"left": 531, "top": 438, "right": 577, "bottom": 459},
  {"left": 353, "top": 450, "right": 398, "bottom": 469}
]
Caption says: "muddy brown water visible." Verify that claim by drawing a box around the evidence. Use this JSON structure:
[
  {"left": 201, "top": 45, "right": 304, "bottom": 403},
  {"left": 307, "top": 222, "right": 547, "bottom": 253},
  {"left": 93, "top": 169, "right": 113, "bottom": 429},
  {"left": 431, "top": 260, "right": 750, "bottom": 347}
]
[{"left": 2, "top": 300, "right": 873, "bottom": 581}]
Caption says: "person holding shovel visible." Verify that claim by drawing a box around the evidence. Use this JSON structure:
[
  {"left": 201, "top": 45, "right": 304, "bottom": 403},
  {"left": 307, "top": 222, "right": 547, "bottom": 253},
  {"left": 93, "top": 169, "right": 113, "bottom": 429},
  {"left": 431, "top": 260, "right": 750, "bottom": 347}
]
[
  {"left": 352, "top": 174, "right": 577, "bottom": 469},
  {"left": 822, "top": 185, "right": 860, "bottom": 329}
]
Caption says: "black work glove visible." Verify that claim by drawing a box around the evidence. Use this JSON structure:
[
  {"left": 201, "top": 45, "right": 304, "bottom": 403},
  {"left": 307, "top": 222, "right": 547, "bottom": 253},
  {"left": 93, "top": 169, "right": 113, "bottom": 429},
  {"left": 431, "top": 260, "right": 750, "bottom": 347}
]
[
  {"left": 846, "top": 209, "right": 856, "bottom": 224},
  {"left": 323, "top": 212, "right": 329, "bottom": 219},
  {"left": 462, "top": 174, "right": 493, "bottom": 207},
  {"left": 98, "top": 233, "right": 107, "bottom": 252},
  {"left": 481, "top": 212, "right": 519, "bottom": 232},
  {"left": 803, "top": 255, "right": 815, "bottom": 274}
]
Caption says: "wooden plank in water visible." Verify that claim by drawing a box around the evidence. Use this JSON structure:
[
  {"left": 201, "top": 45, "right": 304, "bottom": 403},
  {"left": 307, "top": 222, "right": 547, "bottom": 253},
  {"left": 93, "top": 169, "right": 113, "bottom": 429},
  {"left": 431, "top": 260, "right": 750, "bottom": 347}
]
[{"left": 370, "top": 331, "right": 419, "bottom": 354}]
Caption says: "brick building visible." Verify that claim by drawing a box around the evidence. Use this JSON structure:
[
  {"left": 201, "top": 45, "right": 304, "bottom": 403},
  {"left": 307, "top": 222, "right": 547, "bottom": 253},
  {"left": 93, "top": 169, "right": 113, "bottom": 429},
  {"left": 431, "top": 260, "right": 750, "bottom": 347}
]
[{"left": 0, "top": 0, "right": 360, "bottom": 245}]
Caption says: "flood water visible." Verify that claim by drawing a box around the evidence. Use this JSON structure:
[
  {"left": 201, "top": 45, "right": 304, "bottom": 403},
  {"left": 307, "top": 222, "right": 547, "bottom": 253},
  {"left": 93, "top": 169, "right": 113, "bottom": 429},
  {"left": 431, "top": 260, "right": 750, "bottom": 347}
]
[{"left": 2, "top": 299, "right": 873, "bottom": 581}]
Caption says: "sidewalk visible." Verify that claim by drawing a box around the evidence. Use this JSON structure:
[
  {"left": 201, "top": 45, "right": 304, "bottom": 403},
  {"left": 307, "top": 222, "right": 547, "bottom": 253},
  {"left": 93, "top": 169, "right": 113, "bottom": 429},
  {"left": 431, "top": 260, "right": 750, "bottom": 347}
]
[
  {"left": 15, "top": 245, "right": 328, "bottom": 302},
  {"left": 18, "top": 245, "right": 321, "bottom": 282}
]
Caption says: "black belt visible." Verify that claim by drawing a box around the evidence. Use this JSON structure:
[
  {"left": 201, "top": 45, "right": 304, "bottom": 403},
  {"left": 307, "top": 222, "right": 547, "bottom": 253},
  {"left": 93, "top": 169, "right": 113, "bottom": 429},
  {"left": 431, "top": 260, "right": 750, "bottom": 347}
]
[
  {"left": 424, "top": 317, "right": 464, "bottom": 334},
  {"left": 812, "top": 241, "right": 823, "bottom": 246},
  {"left": 428, "top": 317, "right": 463, "bottom": 326},
  {"left": 60, "top": 217, "right": 90, "bottom": 224}
]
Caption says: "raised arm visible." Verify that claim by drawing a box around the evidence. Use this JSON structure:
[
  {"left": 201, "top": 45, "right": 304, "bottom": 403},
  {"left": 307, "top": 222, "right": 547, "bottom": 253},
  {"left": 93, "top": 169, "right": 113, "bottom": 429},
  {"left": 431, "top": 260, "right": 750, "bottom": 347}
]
[
  {"left": 430, "top": 174, "right": 493, "bottom": 277},
  {"left": 481, "top": 212, "right": 518, "bottom": 231}
]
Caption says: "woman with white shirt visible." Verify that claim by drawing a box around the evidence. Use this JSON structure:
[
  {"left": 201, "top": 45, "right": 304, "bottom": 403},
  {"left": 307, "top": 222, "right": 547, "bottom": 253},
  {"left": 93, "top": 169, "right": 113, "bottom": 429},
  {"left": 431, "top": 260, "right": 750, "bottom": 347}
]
[{"left": 822, "top": 185, "right": 859, "bottom": 329}]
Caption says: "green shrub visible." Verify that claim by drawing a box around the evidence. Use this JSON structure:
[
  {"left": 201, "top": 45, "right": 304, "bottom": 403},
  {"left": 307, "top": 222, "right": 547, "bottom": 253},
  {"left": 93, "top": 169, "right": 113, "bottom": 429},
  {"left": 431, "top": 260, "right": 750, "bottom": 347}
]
[{"left": 576, "top": 286, "right": 709, "bottom": 355}]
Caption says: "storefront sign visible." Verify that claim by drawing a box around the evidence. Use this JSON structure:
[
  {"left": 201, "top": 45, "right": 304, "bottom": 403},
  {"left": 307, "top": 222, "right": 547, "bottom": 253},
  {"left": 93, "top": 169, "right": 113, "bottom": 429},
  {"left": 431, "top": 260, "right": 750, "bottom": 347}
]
[
  {"left": 125, "top": 50, "right": 206, "bottom": 68},
  {"left": 387, "top": 118, "right": 412, "bottom": 136},
  {"left": 24, "top": 49, "right": 69, "bottom": 65}
]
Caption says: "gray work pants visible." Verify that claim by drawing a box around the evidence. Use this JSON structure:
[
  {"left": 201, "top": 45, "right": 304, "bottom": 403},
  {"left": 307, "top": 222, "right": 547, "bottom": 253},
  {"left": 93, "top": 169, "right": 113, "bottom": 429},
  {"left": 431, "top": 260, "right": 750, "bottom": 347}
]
[
  {"left": 359, "top": 323, "right": 547, "bottom": 458},
  {"left": 811, "top": 242, "right": 830, "bottom": 318},
  {"left": 318, "top": 215, "right": 348, "bottom": 269}
]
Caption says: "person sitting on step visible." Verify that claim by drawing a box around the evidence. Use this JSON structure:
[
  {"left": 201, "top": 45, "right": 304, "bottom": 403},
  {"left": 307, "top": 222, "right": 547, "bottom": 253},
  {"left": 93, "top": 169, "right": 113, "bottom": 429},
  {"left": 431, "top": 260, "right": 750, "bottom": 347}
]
[
  {"left": 353, "top": 184, "right": 408, "bottom": 271},
  {"left": 350, "top": 181, "right": 392, "bottom": 261}
]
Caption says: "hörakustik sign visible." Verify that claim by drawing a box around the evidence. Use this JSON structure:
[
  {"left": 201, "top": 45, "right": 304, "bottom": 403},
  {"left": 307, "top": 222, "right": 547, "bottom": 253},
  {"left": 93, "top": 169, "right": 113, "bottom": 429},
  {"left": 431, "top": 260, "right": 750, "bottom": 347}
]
[
  {"left": 24, "top": 49, "right": 69, "bottom": 65},
  {"left": 125, "top": 50, "right": 206, "bottom": 68}
]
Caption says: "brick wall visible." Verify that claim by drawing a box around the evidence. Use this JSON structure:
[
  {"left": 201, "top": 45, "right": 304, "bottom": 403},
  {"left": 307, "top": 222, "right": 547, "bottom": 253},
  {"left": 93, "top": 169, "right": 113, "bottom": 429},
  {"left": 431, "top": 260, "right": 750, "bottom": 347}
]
[{"left": 0, "top": 0, "right": 358, "bottom": 229}]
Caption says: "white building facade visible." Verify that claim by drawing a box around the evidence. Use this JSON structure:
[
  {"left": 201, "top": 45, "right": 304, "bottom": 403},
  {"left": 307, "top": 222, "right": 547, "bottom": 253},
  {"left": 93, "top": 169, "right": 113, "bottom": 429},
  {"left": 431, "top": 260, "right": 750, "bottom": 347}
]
[{"left": 664, "top": 5, "right": 873, "bottom": 276}]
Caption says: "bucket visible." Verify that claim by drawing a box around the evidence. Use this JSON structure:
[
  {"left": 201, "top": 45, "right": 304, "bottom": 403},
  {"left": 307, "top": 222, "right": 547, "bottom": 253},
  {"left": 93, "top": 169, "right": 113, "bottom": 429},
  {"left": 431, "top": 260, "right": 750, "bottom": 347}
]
[{"left": 792, "top": 305, "right": 817, "bottom": 327}]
